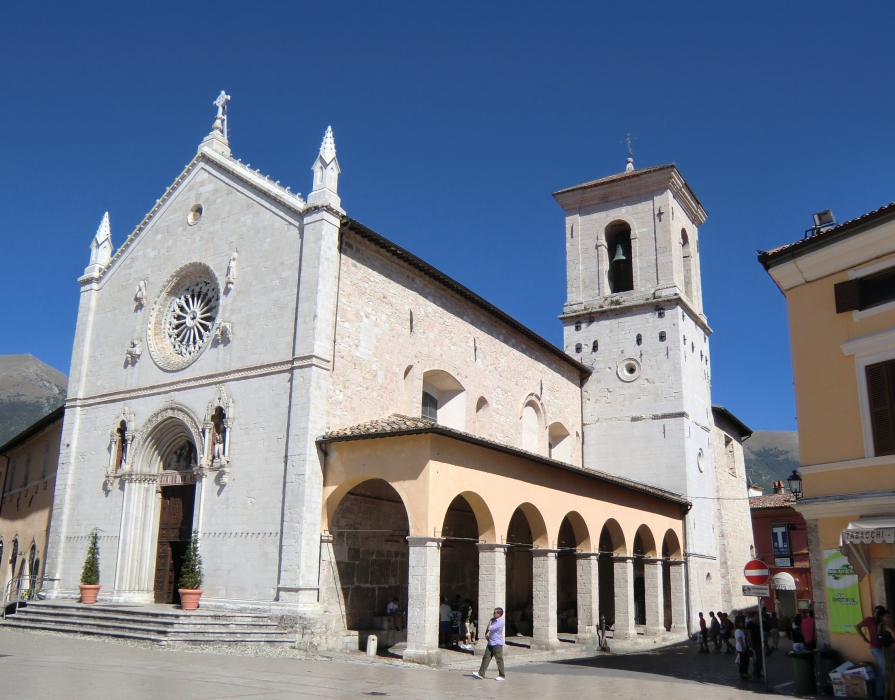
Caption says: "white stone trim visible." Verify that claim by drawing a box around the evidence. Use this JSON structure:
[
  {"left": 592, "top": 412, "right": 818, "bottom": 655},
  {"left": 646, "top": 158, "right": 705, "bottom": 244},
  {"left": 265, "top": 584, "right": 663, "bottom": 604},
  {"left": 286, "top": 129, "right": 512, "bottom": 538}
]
[
  {"left": 840, "top": 328, "right": 895, "bottom": 457},
  {"left": 795, "top": 489, "right": 895, "bottom": 519},
  {"left": 66, "top": 355, "right": 331, "bottom": 409},
  {"left": 800, "top": 454, "right": 895, "bottom": 474}
]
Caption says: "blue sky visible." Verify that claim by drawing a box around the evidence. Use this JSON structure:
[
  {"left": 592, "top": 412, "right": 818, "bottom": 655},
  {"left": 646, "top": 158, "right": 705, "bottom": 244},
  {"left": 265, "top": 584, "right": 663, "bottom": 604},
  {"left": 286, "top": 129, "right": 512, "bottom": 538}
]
[{"left": 1, "top": 2, "right": 893, "bottom": 431}]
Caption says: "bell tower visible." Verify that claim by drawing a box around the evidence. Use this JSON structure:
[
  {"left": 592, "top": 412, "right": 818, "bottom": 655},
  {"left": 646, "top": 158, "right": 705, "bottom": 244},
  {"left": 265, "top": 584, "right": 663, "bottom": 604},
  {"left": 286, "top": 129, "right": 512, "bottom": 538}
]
[{"left": 554, "top": 161, "right": 724, "bottom": 623}]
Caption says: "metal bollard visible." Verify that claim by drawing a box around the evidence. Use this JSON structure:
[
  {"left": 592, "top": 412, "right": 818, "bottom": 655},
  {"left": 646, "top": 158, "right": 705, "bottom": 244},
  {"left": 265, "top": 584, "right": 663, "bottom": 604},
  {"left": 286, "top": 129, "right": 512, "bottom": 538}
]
[{"left": 366, "top": 634, "right": 378, "bottom": 656}]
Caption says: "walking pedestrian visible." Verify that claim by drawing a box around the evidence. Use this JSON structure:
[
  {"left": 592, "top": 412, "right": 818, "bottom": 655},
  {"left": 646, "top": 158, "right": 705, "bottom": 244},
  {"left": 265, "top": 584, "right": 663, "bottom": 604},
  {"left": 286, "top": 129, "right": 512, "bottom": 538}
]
[
  {"left": 721, "top": 612, "right": 735, "bottom": 654},
  {"left": 735, "top": 617, "right": 751, "bottom": 681},
  {"left": 857, "top": 605, "right": 888, "bottom": 699},
  {"left": 697, "top": 612, "right": 709, "bottom": 653},
  {"left": 472, "top": 607, "right": 506, "bottom": 682},
  {"left": 709, "top": 611, "right": 721, "bottom": 651},
  {"left": 769, "top": 611, "right": 780, "bottom": 652}
]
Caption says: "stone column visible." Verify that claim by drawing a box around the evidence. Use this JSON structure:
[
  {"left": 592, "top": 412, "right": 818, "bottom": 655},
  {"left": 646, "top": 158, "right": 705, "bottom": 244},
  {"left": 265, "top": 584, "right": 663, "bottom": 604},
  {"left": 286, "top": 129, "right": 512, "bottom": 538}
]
[
  {"left": 669, "top": 560, "right": 687, "bottom": 634},
  {"left": 805, "top": 520, "right": 831, "bottom": 648},
  {"left": 531, "top": 549, "right": 560, "bottom": 650},
  {"left": 403, "top": 536, "right": 443, "bottom": 666},
  {"left": 643, "top": 559, "right": 665, "bottom": 635},
  {"left": 613, "top": 556, "right": 636, "bottom": 640},
  {"left": 477, "top": 543, "right": 508, "bottom": 647},
  {"left": 576, "top": 552, "right": 599, "bottom": 645}
]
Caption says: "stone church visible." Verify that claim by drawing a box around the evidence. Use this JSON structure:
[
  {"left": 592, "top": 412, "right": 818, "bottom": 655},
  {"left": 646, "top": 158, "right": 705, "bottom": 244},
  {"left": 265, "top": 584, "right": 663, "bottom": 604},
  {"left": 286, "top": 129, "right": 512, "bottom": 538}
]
[{"left": 43, "top": 95, "right": 753, "bottom": 662}]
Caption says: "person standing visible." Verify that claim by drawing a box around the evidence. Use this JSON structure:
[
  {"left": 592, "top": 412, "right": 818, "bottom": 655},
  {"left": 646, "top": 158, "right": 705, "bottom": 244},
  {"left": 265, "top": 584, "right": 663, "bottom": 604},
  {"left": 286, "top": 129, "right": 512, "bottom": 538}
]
[
  {"left": 769, "top": 611, "right": 780, "bottom": 652},
  {"left": 472, "top": 607, "right": 506, "bottom": 681},
  {"left": 460, "top": 598, "right": 476, "bottom": 649},
  {"left": 439, "top": 598, "right": 452, "bottom": 648},
  {"left": 722, "top": 613, "right": 736, "bottom": 654},
  {"left": 698, "top": 612, "right": 709, "bottom": 653},
  {"left": 802, "top": 609, "right": 816, "bottom": 651},
  {"left": 709, "top": 611, "right": 721, "bottom": 652},
  {"left": 386, "top": 596, "right": 404, "bottom": 632},
  {"left": 878, "top": 611, "right": 895, "bottom": 700},
  {"left": 857, "top": 605, "right": 887, "bottom": 699},
  {"left": 746, "top": 611, "right": 763, "bottom": 680},
  {"left": 735, "top": 617, "right": 751, "bottom": 681}
]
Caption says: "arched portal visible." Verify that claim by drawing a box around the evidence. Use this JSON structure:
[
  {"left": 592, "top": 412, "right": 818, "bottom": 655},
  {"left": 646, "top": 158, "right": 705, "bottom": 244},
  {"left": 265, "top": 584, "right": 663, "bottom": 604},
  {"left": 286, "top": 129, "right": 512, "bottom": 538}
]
[
  {"left": 632, "top": 526, "right": 656, "bottom": 627},
  {"left": 439, "top": 494, "right": 484, "bottom": 647},
  {"left": 557, "top": 512, "right": 590, "bottom": 637},
  {"left": 598, "top": 520, "right": 625, "bottom": 628},
  {"left": 330, "top": 479, "right": 410, "bottom": 640},
  {"left": 662, "top": 529, "right": 682, "bottom": 631}
]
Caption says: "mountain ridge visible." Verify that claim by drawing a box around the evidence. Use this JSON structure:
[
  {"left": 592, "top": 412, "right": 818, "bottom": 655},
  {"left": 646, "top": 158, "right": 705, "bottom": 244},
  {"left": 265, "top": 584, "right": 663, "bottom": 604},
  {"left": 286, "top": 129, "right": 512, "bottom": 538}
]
[{"left": 0, "top": 354, "right": 68, "bottom": 446}]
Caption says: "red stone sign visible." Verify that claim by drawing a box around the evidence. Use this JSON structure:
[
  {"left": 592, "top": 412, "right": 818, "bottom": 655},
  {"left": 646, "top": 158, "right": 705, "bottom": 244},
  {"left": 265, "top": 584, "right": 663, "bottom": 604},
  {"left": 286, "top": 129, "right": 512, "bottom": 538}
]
[{"left": 744, "top": 558, "right": 770, "bottom": 585}]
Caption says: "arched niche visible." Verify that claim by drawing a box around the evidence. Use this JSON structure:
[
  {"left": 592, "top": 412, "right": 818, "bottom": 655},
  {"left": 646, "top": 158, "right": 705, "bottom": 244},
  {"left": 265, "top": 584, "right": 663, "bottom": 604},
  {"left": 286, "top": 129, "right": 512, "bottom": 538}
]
[
  {"left": 421, "top": 369, "right": 466, "bottom": 431},
  {"left": 548, "top": 422, "right": 571, "bottom": 462},
  {"left": 633, "top": 524, "right": 657, "bottom": 557}
]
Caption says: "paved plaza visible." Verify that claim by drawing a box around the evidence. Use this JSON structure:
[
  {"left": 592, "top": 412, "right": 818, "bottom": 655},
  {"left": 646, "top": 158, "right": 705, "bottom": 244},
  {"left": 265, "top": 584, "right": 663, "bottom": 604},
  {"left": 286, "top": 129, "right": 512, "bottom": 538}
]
[{"left": 0, "top": 628, "right": 798, "bottom": 699}]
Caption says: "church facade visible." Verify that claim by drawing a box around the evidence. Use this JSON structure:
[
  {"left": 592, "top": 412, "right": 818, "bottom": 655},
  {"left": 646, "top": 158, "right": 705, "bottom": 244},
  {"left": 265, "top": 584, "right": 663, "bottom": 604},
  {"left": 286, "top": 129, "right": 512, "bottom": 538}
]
[{"left": 43, "top": 97, "right": 752, "bottom": 661}]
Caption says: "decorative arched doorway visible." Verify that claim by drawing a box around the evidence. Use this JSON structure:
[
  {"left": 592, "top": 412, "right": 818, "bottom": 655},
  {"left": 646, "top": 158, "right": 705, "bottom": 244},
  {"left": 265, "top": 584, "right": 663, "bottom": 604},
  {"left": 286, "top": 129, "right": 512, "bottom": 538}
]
[{"left": 113, "top": 406, "right": 203, "bottom": 603}]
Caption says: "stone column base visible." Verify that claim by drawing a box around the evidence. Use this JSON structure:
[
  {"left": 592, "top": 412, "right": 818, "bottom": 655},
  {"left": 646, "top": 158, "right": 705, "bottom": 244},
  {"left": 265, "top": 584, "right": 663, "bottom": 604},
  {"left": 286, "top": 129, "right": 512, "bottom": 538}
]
[
  {"left": 644, "top": 626, "right": 666, "bottom": 636},
  {"left": 402, "top": 648, "right": 440, "bottom": 666},
  {"left": 530, "top": 638, "right": 562, "bottom": 651}
]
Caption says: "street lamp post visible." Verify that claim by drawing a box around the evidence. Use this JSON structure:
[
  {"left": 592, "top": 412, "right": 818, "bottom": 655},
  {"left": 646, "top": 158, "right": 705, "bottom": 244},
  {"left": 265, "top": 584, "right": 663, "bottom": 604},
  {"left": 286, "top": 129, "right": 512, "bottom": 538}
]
[{"left": 787, "top": 470, "right": 803, "bottom": 500}]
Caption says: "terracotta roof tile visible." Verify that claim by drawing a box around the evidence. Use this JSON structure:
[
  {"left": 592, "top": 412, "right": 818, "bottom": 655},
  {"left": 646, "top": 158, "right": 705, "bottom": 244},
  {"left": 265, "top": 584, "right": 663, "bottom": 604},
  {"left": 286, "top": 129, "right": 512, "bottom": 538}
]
[
  {"left": 319, "top": 414, "right": 690, "bottom": 506},
  {"left": 552, "top": 164, "right": 674, "bottom": 195},
  {"left": 749, "top": 492, "right": 797, "bottom": 510}
]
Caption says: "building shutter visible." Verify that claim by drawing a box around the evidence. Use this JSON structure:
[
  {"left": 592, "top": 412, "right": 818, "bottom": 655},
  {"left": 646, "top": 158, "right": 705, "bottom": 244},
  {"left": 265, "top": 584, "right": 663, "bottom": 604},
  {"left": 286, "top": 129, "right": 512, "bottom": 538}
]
[
  {"left": 834, "top": 279, "right": 862, "bottom": 313},
  {"left": 866, "top": 361, "right": 895, "bottom": 456}
]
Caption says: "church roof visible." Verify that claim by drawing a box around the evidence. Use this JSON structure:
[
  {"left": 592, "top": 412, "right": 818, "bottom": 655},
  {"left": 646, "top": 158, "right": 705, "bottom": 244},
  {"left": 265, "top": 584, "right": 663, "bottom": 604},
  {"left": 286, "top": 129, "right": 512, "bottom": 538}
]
[
  {"left": 749, "top": 491, "right": 797, "bottom": 510},
  {"left": 758, "top": 201, "right": 895, "bottom": 269},
  {"left": 342, "top": 218, "right": 592, "bottom": 375},
  {"left": 552, "top": 163, "right": 676, "bottom": 195},
  {"left": 318, "top": 413, "right": 690, "bottom": 507}
]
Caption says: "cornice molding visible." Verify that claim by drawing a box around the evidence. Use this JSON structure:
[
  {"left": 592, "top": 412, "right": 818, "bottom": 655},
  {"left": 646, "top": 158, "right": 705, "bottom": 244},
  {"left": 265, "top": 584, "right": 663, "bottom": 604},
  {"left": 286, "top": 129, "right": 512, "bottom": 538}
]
[
  {"left": 66, "top": 355, "right": 331, "bottom": 409},
  {"left": 795, "top": 490, "right": 895, "bottom": 519},
  {"left": 801, "top": 454, "right": 895, "bottom": 474},
  {"left": 561, "top": 292, "right": 712, "bottom": 336}
]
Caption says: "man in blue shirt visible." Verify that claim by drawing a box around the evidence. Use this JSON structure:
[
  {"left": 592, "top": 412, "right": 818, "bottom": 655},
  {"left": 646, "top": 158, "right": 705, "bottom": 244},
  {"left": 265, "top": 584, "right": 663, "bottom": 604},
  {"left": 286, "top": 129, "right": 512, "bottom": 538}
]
[{"left": 472, "top": 607, "right": 506, "bottom": 681}]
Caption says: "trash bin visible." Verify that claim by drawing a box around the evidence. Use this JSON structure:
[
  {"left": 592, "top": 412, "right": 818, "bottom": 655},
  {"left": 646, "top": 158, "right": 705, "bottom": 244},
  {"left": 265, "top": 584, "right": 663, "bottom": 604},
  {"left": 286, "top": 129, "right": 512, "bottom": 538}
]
[
  {"left": 816, "top": 648, "right": 843, "bottom": 696},
  {"left": 789, "top": 650, "right": 817, "bottom": 695}
]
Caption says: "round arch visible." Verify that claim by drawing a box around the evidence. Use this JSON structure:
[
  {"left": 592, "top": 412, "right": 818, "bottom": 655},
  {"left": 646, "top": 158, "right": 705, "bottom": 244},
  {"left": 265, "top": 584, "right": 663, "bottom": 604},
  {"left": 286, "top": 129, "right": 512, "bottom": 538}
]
[
  {"left": 437, "top": 490, "right": 496, "bottom": 543},
  {"left": 598, "top": 518, "right": 627, "bottom": 555},
  {"left": 557, "top": 511, "right": 591, "bottom": 551},
  {"left": 662, "top": 529, "right": 683, "bottom": 559},
  {"left": 131, "top": 404, "right": 204, "bottom": 473},
  {"left": 633, "top": 524, "right": 657, "bottom": 557},
  {"left": 509, "top": 502, "right": 549, "bottom": 548},
  {"left": 323, "top": 475, "right": 415, "bottom": 535}
]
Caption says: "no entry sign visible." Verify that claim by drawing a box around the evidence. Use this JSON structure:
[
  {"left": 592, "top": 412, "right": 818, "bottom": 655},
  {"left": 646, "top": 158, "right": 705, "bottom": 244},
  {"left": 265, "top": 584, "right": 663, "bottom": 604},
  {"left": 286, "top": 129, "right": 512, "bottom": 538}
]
[{"left": 744, "top": 559, "right": 770, "bottom": 585}]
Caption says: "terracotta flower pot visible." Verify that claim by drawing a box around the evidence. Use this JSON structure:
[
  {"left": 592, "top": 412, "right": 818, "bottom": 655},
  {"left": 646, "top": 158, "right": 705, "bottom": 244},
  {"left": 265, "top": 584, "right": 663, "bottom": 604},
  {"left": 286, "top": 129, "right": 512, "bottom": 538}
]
[
  {"left": 178, "top": 588, "right": 203, "bottom": 610},
  {"left": 79, "top": 584, "right": 101, "bottom": 604}
]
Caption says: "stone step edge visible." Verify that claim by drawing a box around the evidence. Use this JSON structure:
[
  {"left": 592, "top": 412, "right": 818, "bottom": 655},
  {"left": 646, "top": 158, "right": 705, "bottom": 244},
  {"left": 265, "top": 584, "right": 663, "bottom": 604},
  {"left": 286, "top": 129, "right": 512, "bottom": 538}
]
[
  {"left": 5, "top": 616, "right": 285, "bottom": 634},
  {"left": 21, "top": 604, "right": 270, "bottom": 620},
  {"left": 13, "top": 611, "right": 282, "bottom": 628},
  {"left": 2, "top": 621, "right": 294, "bottom": 644}
]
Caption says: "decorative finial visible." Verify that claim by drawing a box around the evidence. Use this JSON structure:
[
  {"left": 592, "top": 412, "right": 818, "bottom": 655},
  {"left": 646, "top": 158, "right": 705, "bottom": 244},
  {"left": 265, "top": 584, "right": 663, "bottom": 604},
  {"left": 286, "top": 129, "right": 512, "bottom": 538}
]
[
  {"left": 199, "top": 91, "right": 231, "bottom": 157},
  {"left": 308, "top": 126, "right": 342, "bottom": 211},
  {"left": 82, "top": 212, "right": 113, "bottom": 280},
  {"left": 622, "top": 133, "right": 637, "bottom": 172}
]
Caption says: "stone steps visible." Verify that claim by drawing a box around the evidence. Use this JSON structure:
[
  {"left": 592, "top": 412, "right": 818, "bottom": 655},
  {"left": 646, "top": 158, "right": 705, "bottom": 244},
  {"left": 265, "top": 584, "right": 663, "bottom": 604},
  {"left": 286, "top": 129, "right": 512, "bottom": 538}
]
[{"left": 2, "top": 602, "right": 295, "bottom": 645}]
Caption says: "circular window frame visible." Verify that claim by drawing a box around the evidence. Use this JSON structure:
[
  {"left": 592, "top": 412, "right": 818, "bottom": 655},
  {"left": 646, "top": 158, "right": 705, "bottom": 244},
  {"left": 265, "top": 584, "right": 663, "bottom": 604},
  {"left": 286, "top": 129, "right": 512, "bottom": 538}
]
[
  {"left": 616, "top": 357, "right": 642, "bottom": 382},
  {"left": 147, "top": 262, "right": 221, "bottom": 371},
  {"left": 697, "top": 448, "right": 705, "bottom": 472},
  {"left": 187, "top": 204, "right": 203, "bottom": 226}
]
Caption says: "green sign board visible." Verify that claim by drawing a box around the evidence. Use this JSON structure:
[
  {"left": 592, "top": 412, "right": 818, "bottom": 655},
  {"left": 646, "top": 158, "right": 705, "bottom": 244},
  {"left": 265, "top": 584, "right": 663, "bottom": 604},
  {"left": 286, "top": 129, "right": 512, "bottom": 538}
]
[{"left": 824, "top": 549, "right": 863, "bottom": 634}]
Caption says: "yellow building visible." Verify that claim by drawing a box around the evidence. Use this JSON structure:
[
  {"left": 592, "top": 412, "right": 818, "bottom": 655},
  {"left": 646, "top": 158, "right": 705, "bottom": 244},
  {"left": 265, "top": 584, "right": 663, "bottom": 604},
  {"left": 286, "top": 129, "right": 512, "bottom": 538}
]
[
  {"left": 760, "top": 203, "right": 895, "bottom": 662},
  {"left": 0, "top": 407, "right": 63, "bottom": 604}
]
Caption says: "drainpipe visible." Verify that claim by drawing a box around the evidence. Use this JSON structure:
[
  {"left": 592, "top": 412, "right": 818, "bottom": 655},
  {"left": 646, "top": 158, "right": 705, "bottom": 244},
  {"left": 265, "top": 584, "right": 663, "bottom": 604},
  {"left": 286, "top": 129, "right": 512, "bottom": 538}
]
[{"left": 681, "top": 501, "right": 693, "bottom": 637}]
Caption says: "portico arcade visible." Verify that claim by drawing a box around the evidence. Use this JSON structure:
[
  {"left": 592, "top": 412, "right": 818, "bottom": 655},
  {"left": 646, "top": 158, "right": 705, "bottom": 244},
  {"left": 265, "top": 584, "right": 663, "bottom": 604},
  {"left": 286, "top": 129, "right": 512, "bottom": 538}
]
[{"left": 318, "top": 423, "right": 689, "bottom": 664}]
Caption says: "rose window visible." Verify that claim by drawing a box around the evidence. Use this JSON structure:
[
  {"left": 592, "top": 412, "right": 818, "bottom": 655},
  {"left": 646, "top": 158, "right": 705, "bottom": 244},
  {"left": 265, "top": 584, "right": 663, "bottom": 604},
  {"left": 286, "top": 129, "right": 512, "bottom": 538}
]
[{"left": 148, "top": 263, "right": 221, "bottom": 371}]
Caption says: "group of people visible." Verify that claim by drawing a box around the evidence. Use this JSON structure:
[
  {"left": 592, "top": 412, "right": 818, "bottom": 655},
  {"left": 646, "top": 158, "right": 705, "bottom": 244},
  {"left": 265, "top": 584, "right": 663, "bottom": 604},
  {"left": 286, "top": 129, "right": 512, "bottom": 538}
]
[
  {"left": 697, "top": 608, "right": 816, "bottom": 682},
  {"left": 439, "top": 596, "right": 477, "bottom": 650},
  {"left": 856, "top": 605, "right": 895, "bottom": 699}
]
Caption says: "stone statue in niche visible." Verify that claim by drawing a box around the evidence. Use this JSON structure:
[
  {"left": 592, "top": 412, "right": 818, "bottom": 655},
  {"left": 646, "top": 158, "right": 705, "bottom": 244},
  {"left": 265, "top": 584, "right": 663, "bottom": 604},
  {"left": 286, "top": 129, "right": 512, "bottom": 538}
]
[
  {"left": 213, "top": 433, "right": 224, "bottom": 462},
  {"left": 125, "top": 339, "right": 142, "bottom": 365},
  {"left": 225, "top": 250, "right": 238, "bottom": 291},
  {"left": 134, "top": 280, "right": 147, "bottom": 308}
]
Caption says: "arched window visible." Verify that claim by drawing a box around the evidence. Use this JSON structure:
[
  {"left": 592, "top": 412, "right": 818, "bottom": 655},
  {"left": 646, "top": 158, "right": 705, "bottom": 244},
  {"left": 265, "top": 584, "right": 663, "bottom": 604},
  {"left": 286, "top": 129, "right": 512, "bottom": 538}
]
[
  {"left": 681, "top": 229, "right": 693, "bottom": 299},
  {"left": 475, "top": 397, "right": 491, "bottom": 438},
  {"left": 591, "top": 340, "right": 598, "bottom": 353},
  {"left": 606, "top": 221, "right": 634, "bottom": 293},
  {"left": 422, "top": 391, "right": 438, "bottom": 421},
  {"left": 522, "top": 402, "right": 541, "bottom": 453}
]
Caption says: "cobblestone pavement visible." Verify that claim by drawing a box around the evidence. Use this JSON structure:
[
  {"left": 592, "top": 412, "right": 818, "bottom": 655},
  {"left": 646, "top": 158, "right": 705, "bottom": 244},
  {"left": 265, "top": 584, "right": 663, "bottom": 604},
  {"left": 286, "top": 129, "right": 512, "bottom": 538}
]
[{"left": 0, "top": 628, "right": 796, "bottom": 699}]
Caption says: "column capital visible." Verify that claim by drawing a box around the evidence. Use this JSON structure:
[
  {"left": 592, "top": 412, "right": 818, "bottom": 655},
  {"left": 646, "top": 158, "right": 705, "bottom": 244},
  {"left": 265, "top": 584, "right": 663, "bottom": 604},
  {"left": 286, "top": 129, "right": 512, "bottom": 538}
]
[
  {"left": 531, "top": 548, "right": 561, "bottom": 557},
  {"left": 575, "top": 551, "right": 599, "bottom": 560},
  {"left": 476, "top": 542, "right": 510, "bottom": 553},
  {"left": 406, "top": 536, "right": 445, "bottom": 547},
  {"left": 666, "top": 558, "right": 686, "bottom": 566},
  {"left": 642, "top": 557, "right": 665, "bottom": 564},
  {"left": 320, "top": 533, "right": 334, "bottom": 544}
]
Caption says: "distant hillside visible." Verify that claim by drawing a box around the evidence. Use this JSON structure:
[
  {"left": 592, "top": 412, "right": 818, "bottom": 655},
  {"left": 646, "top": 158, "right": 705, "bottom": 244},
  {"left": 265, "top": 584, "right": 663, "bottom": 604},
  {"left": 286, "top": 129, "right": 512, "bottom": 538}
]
[
  {"left": 0, "top": 355, "right": 67, "bottom": 446},
  {"left": 744, "top": 430, "right": 800, "bottom": 490}
]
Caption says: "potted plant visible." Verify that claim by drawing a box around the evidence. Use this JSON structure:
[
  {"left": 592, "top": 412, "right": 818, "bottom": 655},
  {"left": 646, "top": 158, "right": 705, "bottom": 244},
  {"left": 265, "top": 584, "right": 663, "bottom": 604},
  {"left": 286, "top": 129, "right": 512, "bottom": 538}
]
[
  {"left": 178, "top": 531, "right": 203, "bottom": 610},
  {"left": 79, "top": 529, "right": 101, "bottom": 604}
]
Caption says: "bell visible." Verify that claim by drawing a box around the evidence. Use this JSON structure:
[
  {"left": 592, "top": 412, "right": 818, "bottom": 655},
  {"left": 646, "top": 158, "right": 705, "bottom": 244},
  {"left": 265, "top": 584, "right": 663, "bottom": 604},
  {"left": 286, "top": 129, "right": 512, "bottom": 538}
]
[{"left": 612, "top": 244, "right": 627, "bottom": 263}]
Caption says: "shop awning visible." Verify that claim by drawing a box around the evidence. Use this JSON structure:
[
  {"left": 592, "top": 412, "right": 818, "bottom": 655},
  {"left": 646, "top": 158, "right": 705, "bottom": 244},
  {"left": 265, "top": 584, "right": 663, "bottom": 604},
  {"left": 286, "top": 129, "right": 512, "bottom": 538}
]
[
  {"left": 772, "top": 572, "right": 797, "bottom": 591},
  {"left": 839, "top": 517, "right": 895, "bottom": 580}
]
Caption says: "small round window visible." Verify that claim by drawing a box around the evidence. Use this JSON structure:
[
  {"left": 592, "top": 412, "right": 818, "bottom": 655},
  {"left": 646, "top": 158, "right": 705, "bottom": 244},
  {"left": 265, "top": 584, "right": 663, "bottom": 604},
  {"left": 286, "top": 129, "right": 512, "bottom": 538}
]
[
  {"left": 617, "top": 357, "right": 641, "bottom": 382},
  {"left": 697, "top": 448, "right": 705, "bottom": 472},
  {"left": 188, "top": 204, "right": 203, "bottom": 226}
]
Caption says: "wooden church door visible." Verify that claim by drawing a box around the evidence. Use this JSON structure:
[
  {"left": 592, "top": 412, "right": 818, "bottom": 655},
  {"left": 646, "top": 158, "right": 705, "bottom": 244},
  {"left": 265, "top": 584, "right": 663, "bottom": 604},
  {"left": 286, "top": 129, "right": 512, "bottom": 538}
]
[{"left": 153, "top": 484, "right": 195, "bottom": 604}]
